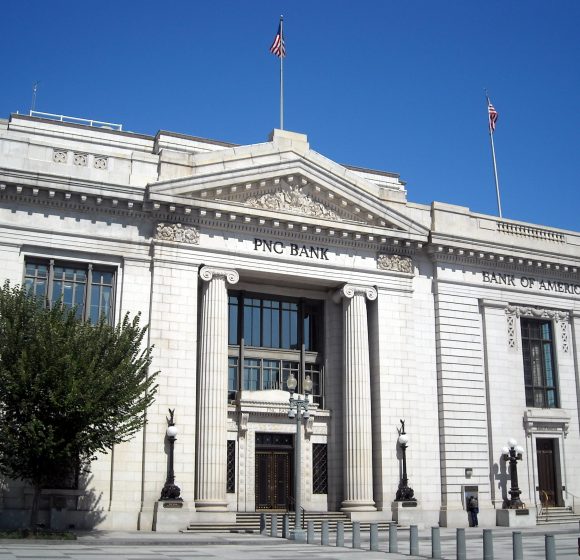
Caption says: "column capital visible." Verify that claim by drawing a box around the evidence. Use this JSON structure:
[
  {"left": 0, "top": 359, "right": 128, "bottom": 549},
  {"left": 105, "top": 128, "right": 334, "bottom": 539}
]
[
  {"left": 333, "top": 283, "right": 377, "bottom": 303},
  {"left": 199, "top": 266, "right": 239, "bottom": 285}
]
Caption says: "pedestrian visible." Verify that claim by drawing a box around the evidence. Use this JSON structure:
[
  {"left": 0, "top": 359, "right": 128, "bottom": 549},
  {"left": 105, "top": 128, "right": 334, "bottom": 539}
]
[{"left": 467, "top": 495, "right": 479, "bottom": 527}]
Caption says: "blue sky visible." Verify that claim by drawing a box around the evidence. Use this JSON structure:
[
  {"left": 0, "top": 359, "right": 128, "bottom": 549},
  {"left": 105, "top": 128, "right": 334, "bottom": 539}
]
[{"left": 1, "top": 1, "right": 578, "bottom": 231}]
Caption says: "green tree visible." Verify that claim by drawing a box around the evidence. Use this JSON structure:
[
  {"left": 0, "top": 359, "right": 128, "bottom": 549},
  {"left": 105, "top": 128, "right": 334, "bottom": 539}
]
[{"left": 0, "top": 282, "right": 158, "bottom": 529}]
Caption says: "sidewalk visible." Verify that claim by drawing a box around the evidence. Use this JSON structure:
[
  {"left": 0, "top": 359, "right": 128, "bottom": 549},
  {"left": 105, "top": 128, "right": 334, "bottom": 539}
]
[{"left": 0, "top": 523, "right": 578, "bottom": 560}]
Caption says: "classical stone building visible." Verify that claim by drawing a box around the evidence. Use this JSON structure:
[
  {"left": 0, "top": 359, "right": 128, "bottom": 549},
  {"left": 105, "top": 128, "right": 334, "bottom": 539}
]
[{"left": 0, "top": 113, "right": 578, "bottom": 530}]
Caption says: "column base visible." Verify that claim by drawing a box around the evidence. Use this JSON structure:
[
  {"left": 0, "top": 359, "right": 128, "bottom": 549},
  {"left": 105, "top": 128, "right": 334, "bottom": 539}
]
[
  {"left": 194, "top": 499, "right": 228, "bottom": 512},
  {"left": 341, "top": 500, "right": 377, "bottom": 512}
]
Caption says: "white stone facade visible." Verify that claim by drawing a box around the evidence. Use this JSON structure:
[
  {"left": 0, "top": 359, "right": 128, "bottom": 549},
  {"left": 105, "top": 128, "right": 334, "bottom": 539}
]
[{"left": 0, "top": 114, "right": 578, "bottom": 530}]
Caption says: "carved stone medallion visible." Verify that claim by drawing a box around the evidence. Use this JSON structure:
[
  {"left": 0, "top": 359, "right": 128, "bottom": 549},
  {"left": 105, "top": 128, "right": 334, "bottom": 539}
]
[
  {"left": 377, "top": 253, "right": 413, "bottom": 274},
  {"left": 155, "top": 222, "right": 200, "bottom": 244}
]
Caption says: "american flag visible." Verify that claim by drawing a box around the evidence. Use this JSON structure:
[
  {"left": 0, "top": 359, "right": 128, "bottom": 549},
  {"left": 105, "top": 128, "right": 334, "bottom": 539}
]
[
  {"left": 488, "top": 100, "right": 498, "bottom": 132},
  {"left": 270, "top": 21, "right": 286, "bottom": 58}
]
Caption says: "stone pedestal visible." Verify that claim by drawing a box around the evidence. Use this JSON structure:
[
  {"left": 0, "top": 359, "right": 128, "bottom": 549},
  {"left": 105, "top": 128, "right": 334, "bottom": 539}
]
[
  {"left": 496, "top": 507, "right": 537, "bottom": 527},
  {"left": 391, "top": 501, "right": 439, "bottom": 529},
  {"left": 152, "top": 501, "right": 192, "bottom": 532}
]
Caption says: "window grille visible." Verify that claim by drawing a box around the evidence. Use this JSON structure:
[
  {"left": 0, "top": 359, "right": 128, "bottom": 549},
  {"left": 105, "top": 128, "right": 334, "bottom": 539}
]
[
  {"left": 226, "top": 440, "right": 236, "bottom": 493},
  {"left": 312, "top": 443, "right": 328, "bottom": 494}
]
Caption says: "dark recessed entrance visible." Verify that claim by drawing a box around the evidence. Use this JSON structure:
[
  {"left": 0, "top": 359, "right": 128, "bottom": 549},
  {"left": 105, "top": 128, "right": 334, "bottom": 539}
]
[
  {"left": 536, "top": 438, "right": 561, "bottom": 507},
  {"left": 255, "top": 433, "right": 293, "bottom": 511}
]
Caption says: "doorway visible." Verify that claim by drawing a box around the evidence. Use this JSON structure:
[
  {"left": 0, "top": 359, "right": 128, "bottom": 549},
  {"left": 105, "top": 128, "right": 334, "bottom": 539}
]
[
  {"left": 255, "top": 433, "right": 293, "bottom": 510},
  {"left": 536, "top": 438, "right": 561, "bottom": 507}
]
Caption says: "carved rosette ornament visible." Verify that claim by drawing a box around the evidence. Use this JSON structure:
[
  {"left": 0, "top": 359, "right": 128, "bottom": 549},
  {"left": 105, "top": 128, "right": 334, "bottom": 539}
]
[
  {"left": 245, "top": 187, "right": 338, "bottom": 220},
  {"left": 155, "top": 222, "right": 200, "bottom": 245},
  {"left": 505, "top": 305, "right": 570, "bottom": 353},
  {"left": 377, "top": 253, "right": 414, "bottom": 274}
]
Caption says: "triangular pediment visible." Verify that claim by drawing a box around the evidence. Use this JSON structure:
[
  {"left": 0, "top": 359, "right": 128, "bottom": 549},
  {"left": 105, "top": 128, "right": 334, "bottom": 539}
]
[{"left": 148, "top": 130, "right": 429, "bottom": 236}]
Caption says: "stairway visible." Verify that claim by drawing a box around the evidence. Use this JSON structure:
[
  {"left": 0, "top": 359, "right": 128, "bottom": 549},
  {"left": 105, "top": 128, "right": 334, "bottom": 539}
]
[
  {"left": 184, "top": 511, "right": 394, "bottom": 533},
  {"left": 536, "top": 506, "right": 580, "bottom": 525}
]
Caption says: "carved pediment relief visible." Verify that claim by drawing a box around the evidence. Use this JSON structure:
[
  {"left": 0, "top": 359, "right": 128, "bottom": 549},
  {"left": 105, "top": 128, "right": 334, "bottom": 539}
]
[{"left": 244, "top": 186, "right": 339, "bottom": 221}]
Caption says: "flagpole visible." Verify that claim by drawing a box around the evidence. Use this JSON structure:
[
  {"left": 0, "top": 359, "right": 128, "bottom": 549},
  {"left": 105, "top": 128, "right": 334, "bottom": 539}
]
[
  {"left": 486, "top": 94, "right": 503, "bottom": 218},
  {"left": 279, "top": 15, "right": 284, "bottom": 130}
]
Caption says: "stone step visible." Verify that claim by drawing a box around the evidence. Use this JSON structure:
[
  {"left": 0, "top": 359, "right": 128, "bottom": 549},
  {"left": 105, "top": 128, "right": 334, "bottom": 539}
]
[
  {"left": 185, "top": 511, "right": 394, "bottom": 533},
  {"left": 536, "top": 506, "right": 580, "bottom": 525}
]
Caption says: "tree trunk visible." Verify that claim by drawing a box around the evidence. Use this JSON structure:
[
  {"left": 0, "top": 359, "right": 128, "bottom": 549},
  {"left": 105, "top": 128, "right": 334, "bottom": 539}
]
[{"left": 30, "top": 485, "right": 41, "bottom": 532}]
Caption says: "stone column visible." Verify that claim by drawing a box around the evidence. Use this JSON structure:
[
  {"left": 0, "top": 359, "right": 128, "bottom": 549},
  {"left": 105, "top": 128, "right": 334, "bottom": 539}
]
[
  {"left": 334, "top": 284, "right": 377, "bottom": 512},
  {"left": 195, "top": 266, "right": 239, "bottom": 511}
]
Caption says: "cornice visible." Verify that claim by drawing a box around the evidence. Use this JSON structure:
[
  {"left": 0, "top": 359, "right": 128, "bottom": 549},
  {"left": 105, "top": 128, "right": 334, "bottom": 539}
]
[{"left": 428, "top": 242, "right": 579, "bottom": 280}]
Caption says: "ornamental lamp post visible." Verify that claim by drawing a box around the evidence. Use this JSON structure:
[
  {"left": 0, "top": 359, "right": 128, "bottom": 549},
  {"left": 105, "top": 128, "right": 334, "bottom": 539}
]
[
  {"left": 287, "top": 372, "right": 313, "bottom": 542},
  {"left": 501, "top": 439, "right": 524, "bottom": 509},
  {"left": 395, "top": 419, "right": 417, "bottom": 502},
  {"left": 160, "top": 408, "right": 183, "bottom": 501}
]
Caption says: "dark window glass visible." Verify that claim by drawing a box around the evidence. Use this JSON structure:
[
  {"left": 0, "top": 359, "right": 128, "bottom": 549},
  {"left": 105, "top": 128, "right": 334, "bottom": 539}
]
[
  {"left": 521, "top": 318, "right": 558, "bottom": 408},
  {"left": 262, "top": 300, "right": 280, "bottom": 348},
  {"left": 24, "top": 259, "right": 115, "bottom": 324},
  {"left": 228, "top": 296, "right": 238, "bottom": 345},
  {"left": 262, "top": 359, "right": 280, "bottom": 390},
  {"left": 306, "top": 363, "right": 322, "bottom": 407},
  {"left": 244, "top": 298, "right": 261, "bottom": 346},
  {"left": 228, "top": 357, "right": 238, "bottom": 401},
  {"left": 281, "top": 301, "right": 298, "bottom": 349},
  {"left": 243, "top": 358, "right": 260, "bottom": 391}
]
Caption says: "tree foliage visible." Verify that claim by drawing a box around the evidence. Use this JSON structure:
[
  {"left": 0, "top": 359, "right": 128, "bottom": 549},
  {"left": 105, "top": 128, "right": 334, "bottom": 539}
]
[{"left": 0, "top": 281, "right": 158, "bottom": 496}]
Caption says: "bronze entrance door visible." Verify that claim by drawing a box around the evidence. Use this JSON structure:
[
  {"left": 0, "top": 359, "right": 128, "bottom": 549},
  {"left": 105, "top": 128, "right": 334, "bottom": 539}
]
[
  {"left": 255, "top": 433, "right": 293, "bottom": 511},
  {"left": 536, "top": 438, "right": 560, "bottom": 507}
]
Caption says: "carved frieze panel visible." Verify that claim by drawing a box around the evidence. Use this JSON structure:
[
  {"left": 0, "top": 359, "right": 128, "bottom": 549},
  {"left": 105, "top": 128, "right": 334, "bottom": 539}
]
[
  {"left": 377, "top": 253, "right": 413, "bottom": 274},
  {"left": 245, "top": 186, "right": 338, "bottom": 220},
  {"left": 155, "top": 222, "right": 200, "bottom": 244}
]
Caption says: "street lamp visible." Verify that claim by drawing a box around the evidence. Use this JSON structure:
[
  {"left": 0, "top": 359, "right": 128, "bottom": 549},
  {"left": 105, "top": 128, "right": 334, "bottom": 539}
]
[
  {"left": 501, "top": 439, "right": 524, "bottom": 509},
  {"left": 395, "top": 419, "right": 416, "bottom": 502},
  {"left": 160, "top": 408, "right": 182, "bottom": 501},
  {"left": 287, "top": 372, "right": 312, "bottom": 542}
]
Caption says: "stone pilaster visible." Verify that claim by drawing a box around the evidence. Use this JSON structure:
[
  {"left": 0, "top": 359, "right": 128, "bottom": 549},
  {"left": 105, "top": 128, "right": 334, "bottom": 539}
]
[
  {"left": 195, "top": 266, "right": 239, "bottom": 511},
  {"left": 334, "top": 284, "right": 377, "bottom": 512}
]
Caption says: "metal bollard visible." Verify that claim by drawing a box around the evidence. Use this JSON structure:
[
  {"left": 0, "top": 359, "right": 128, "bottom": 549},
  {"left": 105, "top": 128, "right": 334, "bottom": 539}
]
[
  {"left": 389, "top": 521, "right": 398, "bottom": 553},
  {"left": 370, "top": 523, "right": 379, "bottom": 551},
  {"left": 270, "top": 514, "right": 278, "bottom": 538},
  {"left": 512, "top": 531, "right": 522, "bottom": 560},
  {"left": 282, "top": 514, "right": 289, "bottom": 538},
  {"left": 431, "top": 526, "right": 441, "bottom": 559},
  {"left": 336, "top": 521, "right": 344, "bottom": 547},
  {"left": 352, "top": 521, "right": 361, "bottom": 549},
  {"left": 307, "top": 520, "right": 315, "bottom": 544},
  {"left": 321, "top": 520, "right": 329, "bottom": 545},
  {"left": 410, "top": 525, "right": 419, "bottom": 556},
  {"left": 456, "top": 528, "right": 466, "bottom": 560},
  {"left": 483, "top": 529, "right": 494, "bottom": 560},
  {"left": 260, "top": 513, "right": 267, "bottom": 535},
  {"left": 545, "top": 534, "right": 556, "bottom": 560}
]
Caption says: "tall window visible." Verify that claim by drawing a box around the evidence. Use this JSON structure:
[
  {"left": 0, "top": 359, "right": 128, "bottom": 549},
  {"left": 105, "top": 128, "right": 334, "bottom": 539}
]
[
  {"left": 24, "top": 259, "right": 115, "bottom": 324},
  {"left": 521, "top": 319, "right": 558, "bottom": 408},
  {"left": 228, "top": 293, "right": 324, "bottom": 406}
]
